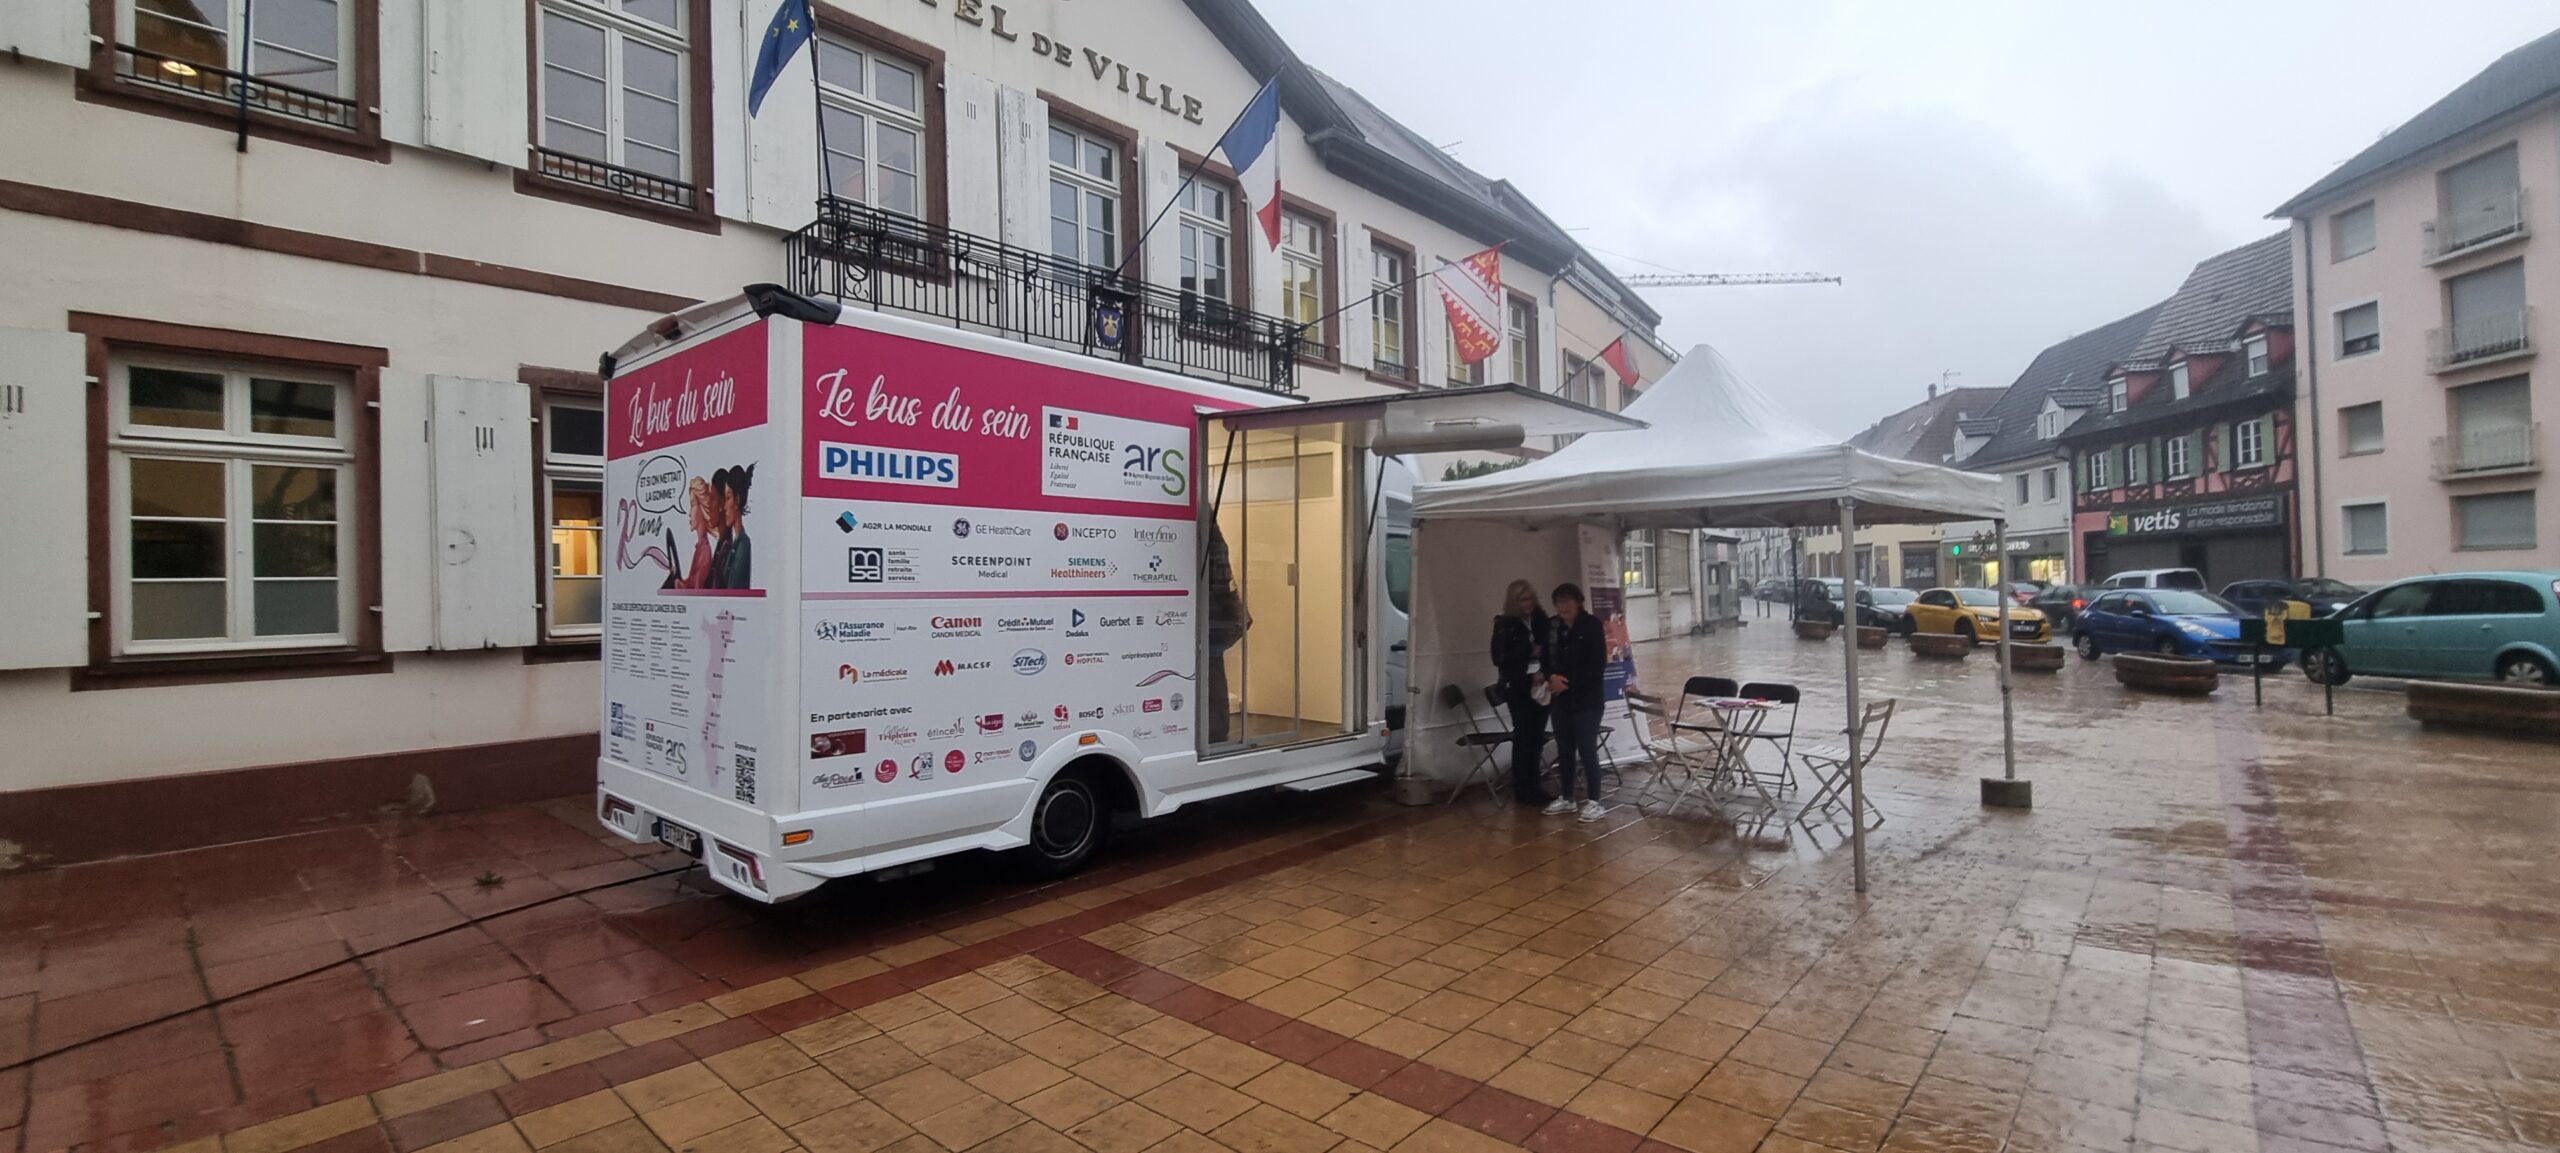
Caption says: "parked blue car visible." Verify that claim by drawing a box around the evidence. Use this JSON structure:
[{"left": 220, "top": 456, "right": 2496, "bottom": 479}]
[
  {"left": 2073, "top": 588, "right": 2292, "bottom": 668},
  {"left": 2301, "top": 572, "right": 2560, "bottom": 687}
]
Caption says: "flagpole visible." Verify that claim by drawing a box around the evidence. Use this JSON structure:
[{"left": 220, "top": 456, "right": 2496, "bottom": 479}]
[
  {"left": 806, "top": 2, "right": 836, "bottom": 217},
  {"left": 1105, "top": 76, "right": 1276, "bottom": 283}
]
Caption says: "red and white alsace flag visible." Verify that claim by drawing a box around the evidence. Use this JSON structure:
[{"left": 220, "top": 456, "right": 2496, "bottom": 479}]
[
  {"left": 1597, "top": 334, "right": 1640, "bottom": 386},
  {"left": 1434, "top": 245, "right": 1504, "bottom": 365},
  {"left": 1215, "top": 77, "right": 1284, "bottom": 249}
]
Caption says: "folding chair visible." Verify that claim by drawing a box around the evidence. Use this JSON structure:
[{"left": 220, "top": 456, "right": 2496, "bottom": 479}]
[
  {"left": 1439, "top": 684, "right": 1513, "bottom": 805},
  {"left": 1796, "top": 698, "right": 1894, "bottom": 831},
  {"left": 1734, "top": 681, "right": 1802, "bottom": 788},
  {"left": 1624, "top": 688, "right": 1719, "bottom": 817},
  {"left": 1679, "top": 676, "right": 1741, "bottom": 729}
]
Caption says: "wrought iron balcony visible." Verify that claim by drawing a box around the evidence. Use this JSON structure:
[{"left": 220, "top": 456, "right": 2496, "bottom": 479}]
[
  {"left": 2432, "top": 423, "right": 2541, "bottom": 479},
  {"left": 2428, "top": 306, "right": 2535, "bottom": 372},
  {"left": 112, "top": 43, "right": 359, "bottom": 131},
  {"left": 2424, "top": 187, "right": 2530, "bottom": 263},
  {"left": 785, "top": 198, "right": 1321, "bottom": 395},
  {"left": 531, "top": 147, "right": 699, "bottom": 212}
]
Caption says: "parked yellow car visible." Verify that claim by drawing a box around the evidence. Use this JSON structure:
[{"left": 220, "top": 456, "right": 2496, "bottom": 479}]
[{"left": 1907, "top": 587, "right": 2052, "bottom": 645}]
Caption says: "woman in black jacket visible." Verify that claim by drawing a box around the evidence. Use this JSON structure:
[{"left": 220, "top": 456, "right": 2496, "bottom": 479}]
[
  {"left": 1543, "top": 582, "right": 1609, "bottom": 821},
  {"left": 1489, "top": 580, "right": 1551, "bottom": 807}
]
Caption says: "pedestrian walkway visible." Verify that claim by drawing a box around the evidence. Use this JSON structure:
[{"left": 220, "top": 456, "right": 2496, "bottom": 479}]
[{"left": 4, "top": 616, "right": 2554, "bottom": 1153}]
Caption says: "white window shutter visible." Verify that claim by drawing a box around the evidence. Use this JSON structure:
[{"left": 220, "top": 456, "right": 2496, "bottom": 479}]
[
  {"left": 428, "top": 376, "right": 537, "bottom": 650},
  {"left": 1139, "top": 137, "right": 1181, "bottom": 290},
  {"left": 0, "top": 0, "right": 88, "bottom": 70},
  {"left": 1336, "top": 214, "right": 1371, "bottom": 371},
  {"left": 0, "top": 329, "right": 89, "bottom": 670},
  {"left": 422, "top": 1, "right": 528, "bottom": 167},
  {"left": 996, "top": 89, "right": 1049, "bottom": 250},
  {"left": 945, "top": 67, "right": 1001, "bottom": 238},
  {"left": 744, "top": 39, "right": 818, "bottom": 226},
  {"left": 709, "top": 0, "right": 748, "bottom": 223}
]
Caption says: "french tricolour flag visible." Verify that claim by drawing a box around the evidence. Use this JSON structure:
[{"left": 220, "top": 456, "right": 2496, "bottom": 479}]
[{"left": 1216, "top": 78, "right": 1284, "bottom": 250}]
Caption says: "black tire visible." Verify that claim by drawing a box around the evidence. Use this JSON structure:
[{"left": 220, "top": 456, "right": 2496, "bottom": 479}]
[
  {"left": 2154, "top": 637, "right": 2182, "bottom": 656},
  {"left": 1897, "top": 617, "right": 1916, "bottom": 637},
  {"left": 2302, "top": 648, "right": 2350, "bottom": 687},
  {"left": 1956, "top": 620, "right": 1977, "bottom": 648},
  {"left": 2074, "top": 632, "right": 2099, "bottom": 661},
  {"left": 2496, "top": 652, "right": 2557, "bottom": 687},
  {"left": 1018, "top": 769, "right": 1108, "bottom": 878}
]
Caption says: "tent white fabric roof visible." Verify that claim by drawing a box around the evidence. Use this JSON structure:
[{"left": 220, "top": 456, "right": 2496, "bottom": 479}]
[{"left": 1413, "top": 345, "right": 2002, "bottom": 528}]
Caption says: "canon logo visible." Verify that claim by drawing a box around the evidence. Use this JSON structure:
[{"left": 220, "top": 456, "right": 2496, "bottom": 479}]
[{"left": 930, "top": 616, "right": 984, "bottom": 629}]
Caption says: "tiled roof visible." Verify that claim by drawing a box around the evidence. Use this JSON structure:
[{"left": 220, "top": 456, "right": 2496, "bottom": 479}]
[
  {"left": 1956, "top": 418, "right": 2002, "bottom": 437},
  {"left": 1958, "top": 303, "right": 2164, "bottom": 469},
  {"left": 2130, "top": 233, "right": 2293, "bottom": 362},
  {"left": 2058, "top": 362, "right": 2295, "bottom": 442},
  {"left": 2273, "top": 25, "right": 2560, "bottom": 216},
  {"left": 1848, "top": 387, "right": 2006, "bottom": 463}
]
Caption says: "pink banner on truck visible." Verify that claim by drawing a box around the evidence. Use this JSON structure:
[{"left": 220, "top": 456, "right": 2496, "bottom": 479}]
[{"left": 609, "top": 325, "right": 769, "bottom": 459}]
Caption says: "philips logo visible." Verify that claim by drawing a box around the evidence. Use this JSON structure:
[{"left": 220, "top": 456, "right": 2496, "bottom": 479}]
[{"left": 820, "top": 442, "right": 959, "bottom": 488}]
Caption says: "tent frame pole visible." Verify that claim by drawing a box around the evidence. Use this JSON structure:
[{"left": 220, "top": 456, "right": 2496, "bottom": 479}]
[
  {"left": 1838, "top": 498, "right": 1866, "bottom": 895},
  {"left": 1995, "top": 518, "right": 2016, "bottom": 782}
]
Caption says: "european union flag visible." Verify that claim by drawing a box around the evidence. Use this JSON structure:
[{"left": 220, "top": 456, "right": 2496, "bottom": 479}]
[{"left": 747, "top": 0, "right": 813, "bottom": 117}]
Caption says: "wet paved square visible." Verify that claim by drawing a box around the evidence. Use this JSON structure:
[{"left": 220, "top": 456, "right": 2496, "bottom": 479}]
[{"left": 4, "top": 610, "right": 2555, "bottom": 1153}]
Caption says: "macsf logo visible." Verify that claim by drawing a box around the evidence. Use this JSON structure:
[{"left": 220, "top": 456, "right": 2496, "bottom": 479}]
[{"left": 934, "top": 659, "right": 957, "bottom": 676}]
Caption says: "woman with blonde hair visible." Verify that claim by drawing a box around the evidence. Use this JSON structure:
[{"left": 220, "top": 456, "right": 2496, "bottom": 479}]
[{"left": 1489, "top": 579, "right": 1551, "bottom": 807}]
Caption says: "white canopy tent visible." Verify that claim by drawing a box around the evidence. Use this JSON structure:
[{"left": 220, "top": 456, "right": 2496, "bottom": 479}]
[{"left": 1407, "top": 346, "right": 2011, "bottom": 892}]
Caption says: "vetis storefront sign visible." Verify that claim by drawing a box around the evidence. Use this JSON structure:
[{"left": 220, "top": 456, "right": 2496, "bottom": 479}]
[{"left": 2106, "top": 495, "right": 2284, "bottom": 537}]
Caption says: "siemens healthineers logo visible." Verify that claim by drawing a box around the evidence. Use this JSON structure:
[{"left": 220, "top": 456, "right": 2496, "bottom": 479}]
[{"left": 820, "top": 442, "right": 959, "bottom": 488}]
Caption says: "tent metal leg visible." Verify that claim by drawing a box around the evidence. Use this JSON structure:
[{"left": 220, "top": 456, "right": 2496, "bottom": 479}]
[
  {"left": 1982, "top": 517, "right": 2032, "bottom": 810},
  {"left": 1838, "top": 499, "right": 1865, "bottom": 894}
]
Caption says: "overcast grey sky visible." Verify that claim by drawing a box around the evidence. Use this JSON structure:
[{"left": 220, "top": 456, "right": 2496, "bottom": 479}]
[{"left": 1258, "top": 1, "right": 2559, "bottom": 436}]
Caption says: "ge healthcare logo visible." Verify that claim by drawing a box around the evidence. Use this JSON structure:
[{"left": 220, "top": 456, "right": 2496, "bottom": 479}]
[
  {"left": 1012, "top": 648, "right": 1048, "bottom": 675},
  {"left": 1018, "top": 740, "right": 1037, "bottom": 761},
  {"left": 953, "top": 518, "right": 971, "bottom": 538},
  {"left": 848, "top": 547, "right": 884, "bottom": 583},
  {"left": 1170, "top": 691, "right": 1186, "bottom": 712}
]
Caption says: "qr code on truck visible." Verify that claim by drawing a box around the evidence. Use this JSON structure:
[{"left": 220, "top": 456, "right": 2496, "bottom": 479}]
[{"left": 732, "top": 751, "right": 757, "bottom": 805}]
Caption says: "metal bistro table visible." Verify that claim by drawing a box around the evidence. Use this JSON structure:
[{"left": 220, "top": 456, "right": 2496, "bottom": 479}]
[{"left": 1667, "top": 696, "right": 1785, "bottom": 818}]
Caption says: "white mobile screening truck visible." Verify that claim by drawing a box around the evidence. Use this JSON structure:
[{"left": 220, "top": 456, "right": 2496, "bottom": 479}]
[{"left": 593, "top": 286, "right": 1631, "bottom": 901}]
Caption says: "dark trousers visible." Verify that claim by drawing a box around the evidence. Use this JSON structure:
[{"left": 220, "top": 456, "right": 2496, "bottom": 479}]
[
  {"left": 1502, "top": 679, "right": 1547, "bottom": 802},
  {"left": 1551, "top": 706, "right": 1604, "bottom": 801}
]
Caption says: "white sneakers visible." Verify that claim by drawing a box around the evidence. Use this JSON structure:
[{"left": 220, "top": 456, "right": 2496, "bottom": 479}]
[{"left": 1543, "top": 797, "right": 1609, "bottom": 823}]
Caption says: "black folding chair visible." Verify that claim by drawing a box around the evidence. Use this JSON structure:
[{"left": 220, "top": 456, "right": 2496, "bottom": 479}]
[
  {"left": 1735, "top": 681, "right": 1802, "bottom": 786},
  {"left": 1677, "top": 675, "right": 1739, "bottom": 734},
  {"left": 1441, "top": 683, "right": 1513, "bottom": 805}
]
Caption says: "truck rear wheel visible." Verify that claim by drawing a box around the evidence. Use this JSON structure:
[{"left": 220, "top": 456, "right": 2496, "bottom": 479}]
[{"left": 1019, "top": 769, "right": 1107, "bottom": 878}]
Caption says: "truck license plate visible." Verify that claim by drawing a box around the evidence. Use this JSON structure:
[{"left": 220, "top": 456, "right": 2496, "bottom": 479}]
[{"left": 654, "top": 819, "right": 702, "bottom": 857}]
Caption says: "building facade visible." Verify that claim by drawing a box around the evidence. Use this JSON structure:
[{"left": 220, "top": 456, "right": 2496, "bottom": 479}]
[
  {"left": 2275, "top": 28, "right": 2560, "bottom": 581},
  {"left": 2062, "top": 236, "right": 2300, "bottom": 585},
  {"left": 0, "top": 0, "right": 1664, "bottom": 860},
  {"left": 1797, "top": 384, "right": 2002, "bottom": 588}
]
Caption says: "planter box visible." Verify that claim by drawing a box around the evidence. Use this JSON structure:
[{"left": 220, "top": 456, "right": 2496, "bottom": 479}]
[
  {"left": 1907, "top": 632, "right": 1971, "bottom": 659},
  {"left": 1854, "top": 626, "right": 1890, "bottom": 649},
  {"left": 1793, "top": 620, "right": 1837, "bottom": 641},
  {"left": 2407, "top": 680, "right": 2560, "bottom": 740},
  {"left": 2114, "top": 652, "right": 2218, "bottom": 696},
  {"left": 2004, "top": 643, "right": 2066, "bottom": 672}
]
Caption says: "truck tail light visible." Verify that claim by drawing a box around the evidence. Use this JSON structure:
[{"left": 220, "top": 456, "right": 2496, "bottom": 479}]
[
  {"left": 600, "top": 794, "right": 634, "bottom": 821},
  {"left": 782, "top": 830, "right": 813, "bottom": 846},
  {"left": 714, "top": 840, "right": 767, "bottom": 892}
]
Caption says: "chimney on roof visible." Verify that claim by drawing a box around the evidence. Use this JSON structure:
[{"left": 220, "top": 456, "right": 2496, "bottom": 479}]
[{"left": 1926, "top": 383, "right": 1937, "bottom": 400}]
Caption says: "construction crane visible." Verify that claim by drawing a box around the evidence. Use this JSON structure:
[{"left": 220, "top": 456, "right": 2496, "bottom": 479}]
[{"left": 1617, "top": 272, "right": 1841, "bottom": 287}]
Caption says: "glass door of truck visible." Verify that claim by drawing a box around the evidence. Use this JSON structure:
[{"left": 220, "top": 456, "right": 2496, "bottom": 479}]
[{"left": 1198, "top": 420, "right": 1352, "bottom": 755}]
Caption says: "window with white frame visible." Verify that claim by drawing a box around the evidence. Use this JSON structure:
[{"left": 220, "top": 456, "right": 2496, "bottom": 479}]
[
  {"left": 2169, "top": 362, "right": 2190, "bottom": 401},
  {"left": 2342, "top": 503, "right": 2388, "bottom": 555},
  {"left": 2015, "top": 474, "right": 2030, "bottom": 504},
  {"left": 542, "top": 398, "right": 606, "bottom": 638},
  {"left": 815, "top": 35, "right": 924, "bottom": 215},
  {"left": 112, "top": 357, "right": 355, "bottom": 652},
  {"left": 1371, "top": 243, "right": 1409, "bottom": 377},
  {"left": 1047, "top": 124, "right": 1121, "bottom": 268},
  {"left": 538, "top": 0, "right": 689, "bottom": 182},
  {"left": 2165, "top": 435, "right": 2191, "bottom": 479},
  {"left": 2041, "top": 467, "right": 2058, "bottom": 501},
  {"left": 2235, "top": 417, "right": 2267, "bottom": 468},
  {"left": 2337, "top": 302, "right": 2380, "bottom": 357},
  {"left": 2108, "top": 377, "right": 2128, "bottom": 413},
  {"left": 1176, "top": 180, "right": 1232, "bottom": 305},
  {"left": 2037, "top": 408, "right": 2061, "bottom": 439},
  {"left": 1444, "top": 314, "right": 1480, "bottom": 387},
  {"left": 1280, "top": 211, "right": 1326, "bottom": 351},
  {"left": 123, "top": 0, "right": 352, "bottom": 97},
  {"left": 2087, "top": 450, "right": 2111, "bottom": 491},
  {"left": 2331, "top": 202, "right": 2375, "bottom": 261},
  {"left": 2341, "top": 402, "right": 2383, "bottom": 455},
  {"left": 1622, "top": 532, "right": 1654, "bottom": 593},
  {"left": 2244, "top": 335, "right": 2270, "bottom": 377},
  {"left": 2124, "top": 442, "right": 2150, "bottom": 486},
  {"left": 1503, "top": 296, "right": 1536, "bottom": 388}
]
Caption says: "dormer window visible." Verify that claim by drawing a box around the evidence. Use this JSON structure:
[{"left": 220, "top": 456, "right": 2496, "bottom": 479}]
[
  {"left": 2169, "top": 362, "right": 2190, "bottom": 402},
  {"left": 2037, "top": 408, "right": 2060, "bottom": 439},
  {"left": 2108, "top": 377, "right": 2128, "bottom": 414},
  {"left": 2245, "top": 335, "right": 2270, "bottom": 378}
]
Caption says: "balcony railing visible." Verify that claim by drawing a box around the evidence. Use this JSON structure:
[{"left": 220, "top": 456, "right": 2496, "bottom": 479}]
[
  {"left": 112, "top": 43, "right": 360, "bottom": 131},
  {"left": 2424, "top": 187, "right": 2530, "bottom": 262},
  {"left": 2428, "top": 306, "right": 2535, "bottom": 372},
  {"left": 531, "top": 147, "right": 699, "bottom": 212},
  {"left": 2433, "top": 423, "right": 2541, "bottom": 478},
  {"left": 786, "top": 198, "right": 1323, "bottom": 395}
]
